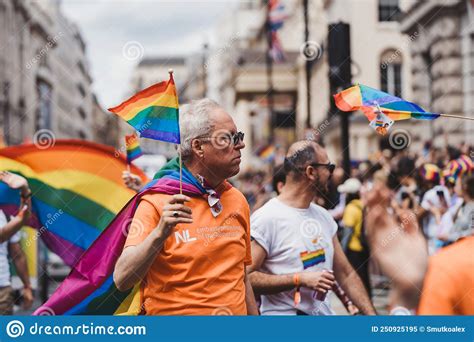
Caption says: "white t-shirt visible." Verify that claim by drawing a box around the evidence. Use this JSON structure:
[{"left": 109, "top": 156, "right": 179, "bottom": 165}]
[
  {"left": 0, "top": 210, "right": 22, "bottom": 287},
  {"left": 251, "top": 198, "right": 338, "bottom": 315}
]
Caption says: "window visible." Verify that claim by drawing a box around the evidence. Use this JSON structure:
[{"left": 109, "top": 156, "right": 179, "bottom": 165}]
[
  {"left": 36, "top": 80, "right": 52, "bottom": 130},
  {"left": 78, "top": 107, "right": 87, "bottom": 120},
  {"left": 378, "top": 0, "right": 401, "bottom": 22},
  {"left": 380, "top": 50, "right": 402, "bottom": 97}
]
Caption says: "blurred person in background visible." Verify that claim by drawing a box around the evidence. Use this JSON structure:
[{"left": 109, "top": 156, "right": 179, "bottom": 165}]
[
  {"left": 327, "top": 167, "right": 346, "bottom": 222},
  {"left": 418, "top": 234, "right": 473, "bottom": 314},
  {"left": 0, "top": 172, "right": 33, "bottom": 315},
  {"left": 364, "top": 171, "right": 428, "bottom": 314},
  {"left": 272, "top": 164, "right": 286, "bottom": 196},
  {"left": 339, "top": 178, "right": 371, "bottom": 298},
  {"left": 416, "top": 164, "right": 451, "bottom": 254},
  {"left": 448, "top": 175, "right": 474, "bottom": 242}
]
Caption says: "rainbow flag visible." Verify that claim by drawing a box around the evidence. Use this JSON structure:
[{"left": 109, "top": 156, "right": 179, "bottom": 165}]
[
  {"left": 257, "top": 145, "right": 276, "bottom": 163},
  {"left": 300, "top": 249, "right": 326, "bottom": 269},
  {"left": 0, "top": 140, "right": 147, "bottom": 267},
  {"left": 125, "top": 133, "right": 143, "bottom": 163},
  {"left": 34, "top": 158, "right": 230, "bottom": 315},
  {"left": 334, "top": 84, "right": 441, "bottom": 122},
  {"left": 109, "top": 74, "right": 180, "bottom": 144}
]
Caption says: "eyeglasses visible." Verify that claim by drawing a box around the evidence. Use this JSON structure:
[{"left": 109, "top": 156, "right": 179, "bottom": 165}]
[
  {"left": 199, "top": 131, "right": 245, "bottom": 147},
  {"left": 299, "top": 162, "right": 336, "bottom": 174}
]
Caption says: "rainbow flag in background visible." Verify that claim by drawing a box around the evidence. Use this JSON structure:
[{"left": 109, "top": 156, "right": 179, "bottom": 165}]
[
  {"left": 334, "top": 84, "right": 441, "bottom": 122},
  {"left": 0, "top": 140, "right": 148, "bottom": 267},
  {"left": 108, "top": 74, "right": 180, "bottom": 144},
  {"left": 125, "top": 133, "right": 143, "bottom": 163},
  {"left": 257, "top": 145, "right": 276, "bottom": 163},
  {"left": 300, "top": 249, "right": 326, "bottom": 269},
  {"left": 33, "top": 158, "right": 229, "bottom": 315}
]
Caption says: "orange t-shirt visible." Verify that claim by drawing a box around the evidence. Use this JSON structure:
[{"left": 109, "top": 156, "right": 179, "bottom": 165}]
[
  {"left": 123, "top": 187, "right": 252, "bottom": 315},
  {"left": 418, "top": 236, "right": 474, "bottom": 315}
]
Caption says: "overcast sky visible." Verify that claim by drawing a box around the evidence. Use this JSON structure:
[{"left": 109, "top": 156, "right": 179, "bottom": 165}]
[{"left": 61, "top": 0, "right": 239, "bottom": 108}]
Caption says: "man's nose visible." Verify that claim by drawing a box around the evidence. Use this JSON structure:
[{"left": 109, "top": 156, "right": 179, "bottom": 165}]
[{"left": 236, "top": 141, "right": 245, "bottom": 150}]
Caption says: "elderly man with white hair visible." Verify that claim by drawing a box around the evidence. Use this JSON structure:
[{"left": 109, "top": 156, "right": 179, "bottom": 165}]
[{"left": 114, "top": 99, "right": 258, "bottom": 315}]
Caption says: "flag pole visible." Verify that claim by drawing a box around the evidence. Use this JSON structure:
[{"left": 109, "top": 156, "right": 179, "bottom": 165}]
[
  {"left": 439, "top": 113, "right": 474, "bottom": 121},
  {"left": 169, "top": 68, "right": 183, "bottom": 195},
  {"left": 179, "top": 146, "right": 183, "bottom": 195}
]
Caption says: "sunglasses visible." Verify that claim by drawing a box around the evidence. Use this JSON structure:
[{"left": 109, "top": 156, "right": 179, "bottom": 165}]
[
  {"left": 299, "top": 162, "right": 336, "bottom": 174},
  {"left": 200, "top": 131, "right": 245, "bottom": 147}
]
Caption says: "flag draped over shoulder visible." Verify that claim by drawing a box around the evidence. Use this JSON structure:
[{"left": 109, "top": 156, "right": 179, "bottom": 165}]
[
  {"left": 33, "top": 158, "right": 230, "bottom": 315},
  {"left": 333, "top": 84, "right": 441, "bottom": 122},
  {"left": 108, "top": 74, "right": 180, "bottom": 144},
  {"left": 0, "top": 140, "right": 147, "bottom": 267}
]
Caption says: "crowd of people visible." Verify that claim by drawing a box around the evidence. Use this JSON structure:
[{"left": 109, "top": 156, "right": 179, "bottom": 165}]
[
  {"left": 235, "top": 134, "right": 473, "bottom": 315},
  {"left": 1, "top": 98, "right": 472, "bottom": 316}
]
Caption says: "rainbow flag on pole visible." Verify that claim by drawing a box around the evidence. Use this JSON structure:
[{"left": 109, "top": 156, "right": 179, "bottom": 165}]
[
  {"left": 125, "top": 133, "right": 143, "bottom": 163},
  {"left": 109, "top": 73, "right": 180, "bottom": 144},
  {"left": 334, "top": 84, "right": 441, "bottom": 122}
]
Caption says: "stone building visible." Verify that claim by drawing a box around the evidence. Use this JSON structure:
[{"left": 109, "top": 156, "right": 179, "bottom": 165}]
[
  {"left": 0, "top": 0, "right": 118, "bottom": 147},
  {"left": 400, "top": 0, "right": 473, "bottom": 146}
]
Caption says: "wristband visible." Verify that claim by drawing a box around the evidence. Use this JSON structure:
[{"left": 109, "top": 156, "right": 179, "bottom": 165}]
[{"left": 293, "top": 273, "right": 301, "bottom": 307}]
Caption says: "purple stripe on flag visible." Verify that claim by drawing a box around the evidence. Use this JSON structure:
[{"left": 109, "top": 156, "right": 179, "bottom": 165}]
[{"left": 140, "top": 129, "right": 180, "bottom": 144}]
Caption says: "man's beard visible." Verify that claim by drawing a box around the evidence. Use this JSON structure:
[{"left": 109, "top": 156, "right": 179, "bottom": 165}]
[{"left": 312, "top": 173, "right": 329, "bottom": 197}]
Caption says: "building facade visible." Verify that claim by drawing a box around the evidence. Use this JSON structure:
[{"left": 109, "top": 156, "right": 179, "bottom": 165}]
[
  {"left": 0, "top": 0, "right": 118, "bottom": 147},
  {"left": 400, "top": 0, "right": 473, "bottom": 146}
]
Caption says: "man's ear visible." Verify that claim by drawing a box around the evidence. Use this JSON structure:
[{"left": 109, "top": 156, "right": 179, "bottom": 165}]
[
  {"left": 305, "top": 166, "right": 316, "bottom": 181},
  {"left": 191, "top": 138, "right": 204, "bottom": 158}
]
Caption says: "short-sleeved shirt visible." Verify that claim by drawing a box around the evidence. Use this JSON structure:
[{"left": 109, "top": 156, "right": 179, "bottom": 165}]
[
  {"left": 342, "top": 199, "right": 364, "bottom": 252},
  {"left": 251, "top": 198, "right": 338, "bottom": 315},
  {"left": 124, "top": 187, "right": 252, "bottom": 315},
  {"left": 418, "top": 236, "right": 474, "bottom": 315},
  {"left": 0, "top": 210, "right": 22, "bottom": 287}
]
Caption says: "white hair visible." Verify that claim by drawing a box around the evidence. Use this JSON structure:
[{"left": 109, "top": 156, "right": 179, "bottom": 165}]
[{"left": 179, "top": 98, "right": 221, "bottom": 160}]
